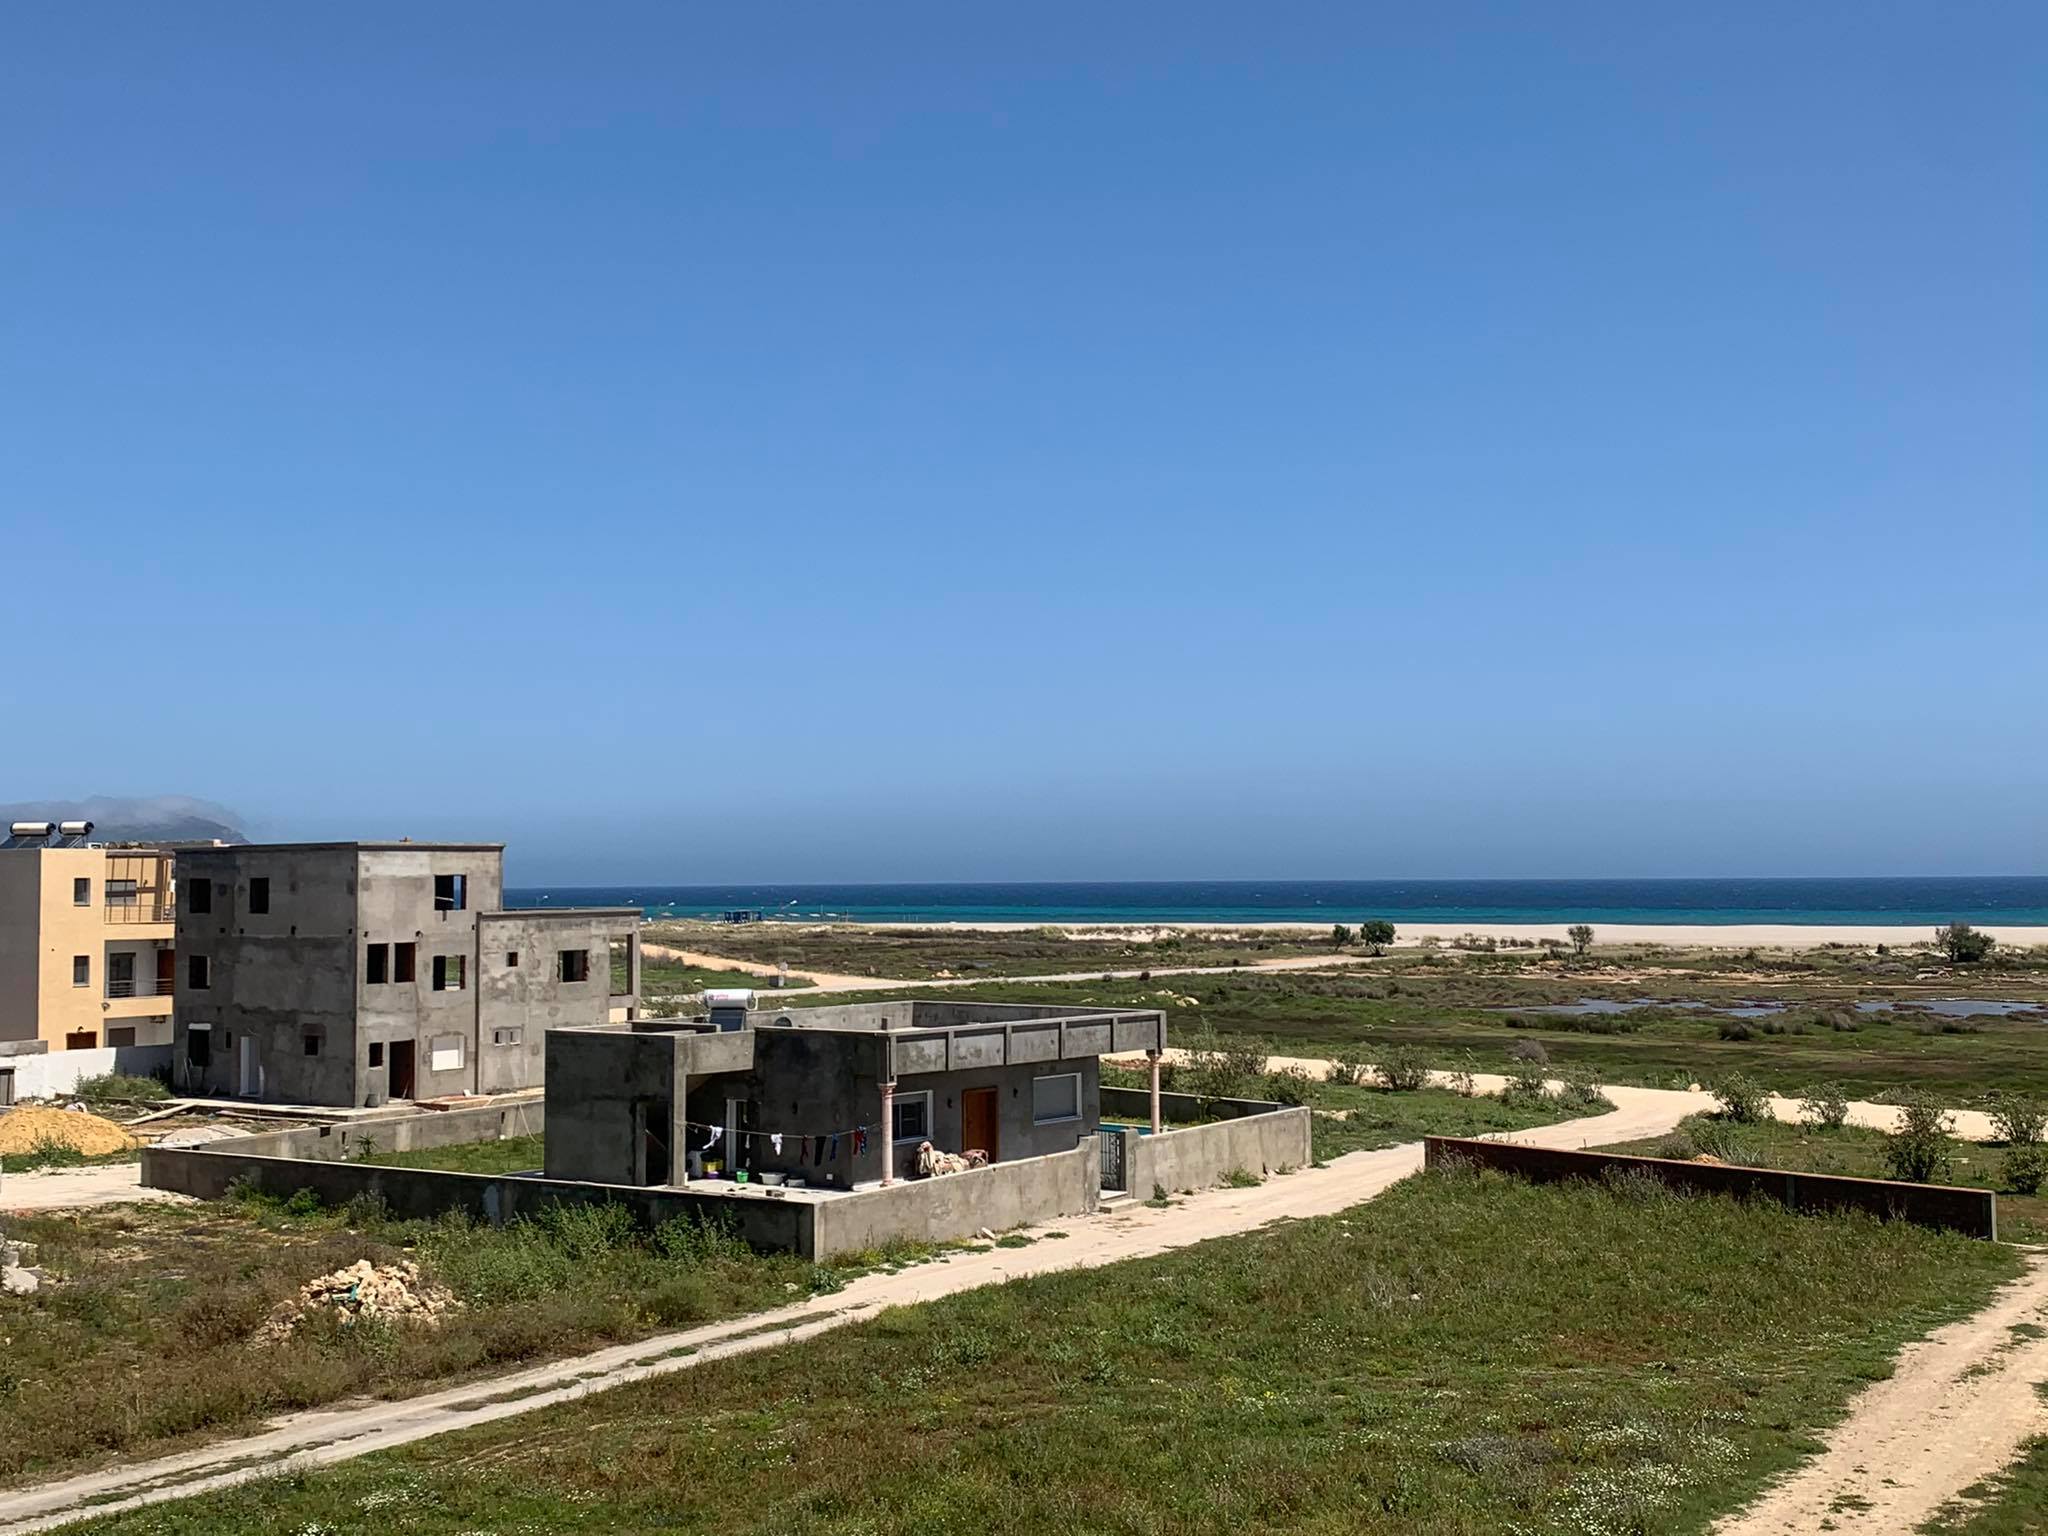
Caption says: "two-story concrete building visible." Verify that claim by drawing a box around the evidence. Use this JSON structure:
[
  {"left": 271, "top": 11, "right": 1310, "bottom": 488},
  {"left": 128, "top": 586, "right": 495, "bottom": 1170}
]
[{"left": 172, "top": 842, "right": 640, "bottom": 1106}]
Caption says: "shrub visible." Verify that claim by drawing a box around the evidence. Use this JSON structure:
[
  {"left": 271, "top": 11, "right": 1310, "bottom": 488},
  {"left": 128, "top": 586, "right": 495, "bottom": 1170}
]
[
  {"left": 1987, "top": 1092, "right": 2047, "bottom": 1147},
  {"left": 1497, "top": 1061, "right": 1551, "bottom": 1109},
  {"left": 71, "top": 1072, "right": 170, "bottom": 1104},
  {"left": 1325, "top": 1051, "right": 1372, "bottom": 1088},
  {"left": 1567, "top": 924, "right": 1595, "bottom": 956},
  {"left": 1798, "top": 1083, "right": 1850, "bottom": 1131},
  {"left": 1330, "top": 923, "right": 1353, "bottom": 945},
  {"left": 1710, "top": 1074, "right": 1771, "bottom": 1125},
  {"left": 1555, "top": 1066, "right": 1611, "bottom": 1113},
  {"left": 1261, "top": 1066, "right": 1314, "bottom": 1107},
  {"left": 2006, "top": 1143, "right": 2048, "bottom": 1196},
  {"left": 1504, "top": 1038, "right": 1549, "bottom": 1066},
  {"left": 1884, "top": 1092, "right": 1954, "bottom": 1184},
  {"left": 1446, "top": 1053, "right": 1478, "bottom": 1098},
  {"left": 1936, "top": 921, "right": 1996, "bottom": 964},
  {"left": 1375, "top": 1048, "right": 1431, "bottom": 1093},
  {"left": 1680, "top": 1115, "right": 1749, "bottom": 1163},
  {"left": 1717, "top": 1020, "right": 1755, "bottom": 1042}
]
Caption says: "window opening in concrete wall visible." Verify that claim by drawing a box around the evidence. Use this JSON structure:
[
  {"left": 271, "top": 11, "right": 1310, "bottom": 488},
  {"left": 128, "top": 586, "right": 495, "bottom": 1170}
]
[
  {"left": 369, "top": 1042, "right": 384, "bottom": 1068},
  {"left": 188, "top": 879, "right": 211, "bottom": 915},
  {"left": 892, "top": 1090, "right": 933, "bottom": 1143},
  {"left": 429, "top": 1035, "right": 464, "bottom": 1072},
  {"left": 608, "top": 938, "right": 632, "bottom": 993},
  {"left": 303, "top": 1032, "right": 321, "bottom": 1056},
  {"left": 0, "top": 1068, "right": 13, "bottom": 1107},
  {"left": 248, "top": 877, "right": 269, "bottom": 914},
  {"left": 188, "top": 954, "right": 209, "bottom": 989},
  {"left": 366, "top": 943, "right": 389, "bottom": 984},
  {"left": 394, "top": 943, "right": 416, "bottom": 983},
  {"left": 72, "top": 954, "right": 89, "bottom": 987},
  {"left": 506, "top": 950, "right": 519, "bottom": 967},
  {"left": 432, "top": 954, "right": 467, "bottom": 991},
  {"left": 72, "top": 876, "right": 90, "bottom": 906},
  {"left": 187, "top": 1026, "right": 211, "bottom": 1067},
  {"left": 559, "top": 949, "right": 589, "bottom": 983},
  {"left": 492, "top": 1026, "right": 523, "bottom": 1046},
  {"left": 433, "top": 874, "right": 466, "bottom": 912},
  {"left": 1032, "top": 1072, "right": 1081, "bottom": 1125}
]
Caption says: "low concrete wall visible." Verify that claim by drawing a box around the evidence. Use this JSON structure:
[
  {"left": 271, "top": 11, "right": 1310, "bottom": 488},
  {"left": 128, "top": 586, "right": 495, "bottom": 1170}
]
[
  {"left": 222, "top": 1098, "right": 545, "bottom": 1162},
  {"left": 140, "top": 1146, "right": 817, "bottom": 1255},
  {"left": 810, "top": 1139, "right": 1100, "bottom": 1259},
  {"left": 4, "top": 1043, "right": 173, "bottom": 1100},
  {"left": 1425, "top": 1137, "right": 1998, "bottom": 1240},
  {"left": 1124, "top": 1107, "right": 1313, "bottom": 1197},
  {"left": 1100, "top": 1086, "right": 1285, "bottom": 1125}
]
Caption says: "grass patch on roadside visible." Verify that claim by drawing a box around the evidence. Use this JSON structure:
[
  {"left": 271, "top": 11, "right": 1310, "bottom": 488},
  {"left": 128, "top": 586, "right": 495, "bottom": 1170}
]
[
  {"left": 1306, "top": 1083, "right": 1588, "bottom": 1160},
  {"left": 357, "top": 1133, "right": 546, "bottom": 1174},
  {"left": 1923, "top": 1435, "right": 2048, "bottom": 1534},
  {"left": 0, "top": 1190, "right": 839, "bottom": 1486},
  {"left": 1599, "top": 1114, "right": 2048, "bottom": 1242},
  {"left": 69, "top": 1165, "right": 2020, "bottom": 1536}
]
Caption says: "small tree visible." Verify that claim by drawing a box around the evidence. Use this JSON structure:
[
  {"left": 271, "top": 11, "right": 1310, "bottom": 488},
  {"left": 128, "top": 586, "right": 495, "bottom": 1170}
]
[
  {"left": 1988, "top": 1092, "right": 2047, "bottom": 1147},
  {"left": 1884, "top": 1092, "right": 1954, "bottom": 1183},
  {"left": 1936, "top": 921, "right": 1996, "bottom": 964},
  {"left": 1359, "top": 919, "right": 1396, "bottom": 955},
  {"left": 1711, "top": 1073, "right": 1770, "bottom": 1124},
  {"left": 1330, "top": 923, "right": 1354, "bottom": 946},
  {"left": 1567, "top": 924, "right": 1595, "bottom": 957},
  {"left": 1797, "top": 1083, "right": 1850, "bottom": 1131}
]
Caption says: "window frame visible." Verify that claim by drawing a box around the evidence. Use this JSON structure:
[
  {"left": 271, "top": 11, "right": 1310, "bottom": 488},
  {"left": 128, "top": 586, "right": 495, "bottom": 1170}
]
[
  {"left": 558, "top": 948, "right": 590, "bottom": 984},
  {"left": 891, "top": 1089, "right": 934, "bottom": 1144},
  {"left": 1031, "top": 1072, "right": 1082, "bottom": 1126},
  {"left": 433, "top": 873, "right": 467, "bottom": 912},
  {"left": 431, "top": 954, "right": 467, "bottom": 992},
  {"left": 366, "top": 943, "right": 389, "bottom": 984},
  {"left": 187, "top": 953, "right": 210, "bottom": 990},
  {"left": 187, "top": 879, "right": 212, "bottom": 915},
  {"left": 247, "top": 877, "right": 269, "bottom": 915},
  {"left": 105, "top": 877, "right": 139, "bottom": 907},
  {"left": 72, "top": 876, "right": 90, "bottom": 906},
  {"left": 72, "top": 954, "right": 90, "bottom": 988}
]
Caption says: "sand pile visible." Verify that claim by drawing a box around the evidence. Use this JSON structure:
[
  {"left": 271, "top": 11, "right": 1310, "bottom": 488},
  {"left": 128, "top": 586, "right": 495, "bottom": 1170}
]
[
  {"left": 258, "top": 1260, "right": 460, "bottom": 1342},
  {"left": 0, "top": 1105, "right": 139, "bottom": 1157}
]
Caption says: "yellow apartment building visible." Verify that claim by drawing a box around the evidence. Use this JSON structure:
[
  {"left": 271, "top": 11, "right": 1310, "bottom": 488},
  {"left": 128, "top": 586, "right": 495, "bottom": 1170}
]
[{"left": 0, "top": 821, "right": 179, "bottom": 1053}]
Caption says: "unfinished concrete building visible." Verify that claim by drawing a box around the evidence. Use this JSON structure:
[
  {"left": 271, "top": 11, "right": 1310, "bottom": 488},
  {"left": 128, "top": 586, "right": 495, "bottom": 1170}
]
[
  {"left": 544, "top": 996, "right": 1167, "bottom": 1190},
  {"left": 172, "top": 842, "right": 640, "bottom": 1106}
]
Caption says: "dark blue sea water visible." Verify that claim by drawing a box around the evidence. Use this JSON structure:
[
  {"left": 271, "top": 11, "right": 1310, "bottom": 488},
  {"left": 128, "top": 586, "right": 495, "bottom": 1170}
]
[{"left": 502, "top": 878, "right": 2048, "bottom": 927}]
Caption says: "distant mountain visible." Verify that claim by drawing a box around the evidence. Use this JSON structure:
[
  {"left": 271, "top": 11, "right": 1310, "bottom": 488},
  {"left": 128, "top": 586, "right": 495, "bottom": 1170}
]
[{"left": 0, "top": 795, "right": 248, "bottom": 844}]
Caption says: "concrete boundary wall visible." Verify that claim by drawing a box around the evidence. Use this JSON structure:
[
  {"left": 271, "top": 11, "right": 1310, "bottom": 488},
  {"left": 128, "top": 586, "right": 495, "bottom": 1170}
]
[
  {"left": 3, "top": 1044, "right": 173, "bottom": 1100},
  {"left": 222, "top": 1099, "right": 544, "bottom": 1161},
  {"left": 1425, "top": 1136, "right": 1998, "bottom": 1240},
  {"left": 1100, "top": 1086, "right": 1285, "bottom": 1125},
  {"left": 810, "top": 1140, "right": 1100, "bottom": 1258},
  {"left": 1124, "top": 1107, "right": 1313, "bottom": 1198},
  {"left": 140, "top": 1146, "right": 816, "bottom": 1254}
]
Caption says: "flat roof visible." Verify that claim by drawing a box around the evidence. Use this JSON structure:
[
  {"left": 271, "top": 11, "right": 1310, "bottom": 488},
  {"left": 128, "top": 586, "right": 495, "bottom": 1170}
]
[{"left": 174, "top": 841, "right": 506, "bottom": 855}]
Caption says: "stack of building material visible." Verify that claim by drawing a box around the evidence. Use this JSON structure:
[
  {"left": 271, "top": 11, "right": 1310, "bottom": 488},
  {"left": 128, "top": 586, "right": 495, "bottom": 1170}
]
[
  {"left": 257, "top": 1259, "right": 460, "bottom": 1341},
  {"left": 0, "top": 1105, "right": 139, "bottom": 1158}
]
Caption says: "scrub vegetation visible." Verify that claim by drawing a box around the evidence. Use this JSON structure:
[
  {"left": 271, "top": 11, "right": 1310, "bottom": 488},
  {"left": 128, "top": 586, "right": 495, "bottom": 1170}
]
[
  {"left": 0, "top": 1189, "right": 925, "bottom": 1485},
  {"left": 358, "top": 1132, "right": 547, "bottom": 1174},
  {"left": 67, "top": 1165, "right": 2018, "bottom": 1536},
  {"left": 1923, "top": 1433, "right": 2048, "bottom": 1535}
]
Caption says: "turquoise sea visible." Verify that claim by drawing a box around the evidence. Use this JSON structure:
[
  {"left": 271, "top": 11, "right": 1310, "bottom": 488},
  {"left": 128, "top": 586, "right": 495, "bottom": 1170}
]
[{"left": 503, "top": 878, "right": 2048, "bottom": 927}]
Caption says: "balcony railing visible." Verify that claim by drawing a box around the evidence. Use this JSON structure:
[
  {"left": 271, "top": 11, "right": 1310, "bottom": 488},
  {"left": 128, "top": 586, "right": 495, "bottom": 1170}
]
[
  {"left": 105, "top": 976, "right": 171, "bottom": 999},
  {"left": 103, "top": 898, "right": 174, "bottom": 925}
]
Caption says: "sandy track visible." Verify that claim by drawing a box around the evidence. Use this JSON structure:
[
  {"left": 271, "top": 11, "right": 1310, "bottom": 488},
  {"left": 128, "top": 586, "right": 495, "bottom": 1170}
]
[
  {"left": 1713, "top": 1251, "right": 2048, "bottom": 1534},
  {"left": 0, "top": 1092, "right": 1691, "bottom": 1533},
  {"left": 0, "top": 1165, "right": 190, "bottom": 1213}
]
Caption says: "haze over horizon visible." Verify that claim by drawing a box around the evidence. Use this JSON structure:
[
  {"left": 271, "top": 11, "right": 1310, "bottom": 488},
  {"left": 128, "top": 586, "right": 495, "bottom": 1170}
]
[{"left": 5, "top": 4, "right": 2041, "bottom": 887}]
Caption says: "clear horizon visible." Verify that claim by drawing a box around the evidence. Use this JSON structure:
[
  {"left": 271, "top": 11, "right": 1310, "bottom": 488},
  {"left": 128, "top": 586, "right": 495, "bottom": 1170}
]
[{"left": 5, "top": 4, "right": 2041, "bottom": 883}]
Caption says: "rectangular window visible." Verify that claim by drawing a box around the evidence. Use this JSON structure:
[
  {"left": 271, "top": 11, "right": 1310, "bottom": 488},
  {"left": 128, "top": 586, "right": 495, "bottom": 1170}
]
[
  {"left": 368, "top": 1042, "right": 384, "bottom": 1068},
  {"left": 432, "top": 954, "right": 467, "bottom": 991},
  {"left": 492, "top": 1026, "right": 523, "bottom": 1047},
  {"left": 394, "top": 942, "right": 416, "bottom": 983},
  {"left": 107, "top": 952, "right": 136, "bottom": 996},
  {"left": 72, "top": 954, "right": 90, "bottom": 987},
  {"left": 73, "top": 876, "right": 90, "bottom": 906},
  {"left": 0, "top": 1067, "right": 11, "bottom": 1107},
  {"left": 505, "top": 950, "right": 520, "bottom": 968},
  {"left": 187, "top": 1024, "right": 210, "bottom": 1067},
  {"left": 188, "top": 879, "right": 211, "bottom": 915},
  {"left": 303, "top": 1033, "right": 321, "bottom": 1057},
  {"left": 429, "top": 1035, "right": 464, "bottom": 1072},
  {"left": 65, "top": 1030, "right": 98, "bottom": 1050},
  {"left": 1032, "top": 1073, "right": 1081, "bottom": 1125},
  {"left": 433, "top": 873, "right": 466, "bottom": 912},
  {"left": 366, "top": 943, "right": 389, "bottom": 984},
  {"left": 105, "top": 878, "right": 138, "bottom": 907},
  {"left": 248, "top": 877, "right": 269, "bottom": 914},
  {"left": 107, "top": 1025, "right": 136, "bottom": 1048},
  {"left": 558, "top": 949, "right": 589, "bottom": 983},
  {"left": 187, "top": 953, "right": 210, "bottom": 990},
  {"left": 892, "top": 1090, "right": 933, "bottom": 1143}
]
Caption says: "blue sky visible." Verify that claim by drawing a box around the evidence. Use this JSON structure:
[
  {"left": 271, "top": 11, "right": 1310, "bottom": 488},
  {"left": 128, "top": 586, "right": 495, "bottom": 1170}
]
[{"left": 3, "top": 4, "right": 2041, "bottom": 883}]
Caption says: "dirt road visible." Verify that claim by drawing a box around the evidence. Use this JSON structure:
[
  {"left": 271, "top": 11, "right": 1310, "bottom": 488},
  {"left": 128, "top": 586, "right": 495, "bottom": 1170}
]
[
  {"left": 1713, "top": 1250, "right": 2048, "bottom": 1534},
  {"left": 0, "top": 1165, "right": 190, "bottom": 1213},
  {"left": 0, "top": 1090, "right": 1690, "bottom": 1533}
]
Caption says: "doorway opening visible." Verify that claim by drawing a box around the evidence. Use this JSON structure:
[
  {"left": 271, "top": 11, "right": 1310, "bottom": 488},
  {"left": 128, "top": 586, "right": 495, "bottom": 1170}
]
[
  {"left": 389, "top": 1039, "right": 417, "bottom": 1100},
  {"left": 961, "top": 1085, "right": 999, "bottom": 1163}
]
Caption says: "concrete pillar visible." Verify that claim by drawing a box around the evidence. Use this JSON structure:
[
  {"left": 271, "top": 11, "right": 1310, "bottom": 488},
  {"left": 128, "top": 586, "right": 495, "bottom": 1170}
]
[
  {"left": 879, "top": 1079, "right": 896, "bottom": 1186},
  {"left": 1148, "top": 1050, "right": 1163, "bottom": 1135}
]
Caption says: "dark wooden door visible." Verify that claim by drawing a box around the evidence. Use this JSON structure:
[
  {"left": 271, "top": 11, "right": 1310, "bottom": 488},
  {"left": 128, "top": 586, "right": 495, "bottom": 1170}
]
[
  {"left": 156, "top": 948, "right": 176, "bottom": 992},
  {"left": 961, "top": 1086, "right": 998, "bottom": 1163}
]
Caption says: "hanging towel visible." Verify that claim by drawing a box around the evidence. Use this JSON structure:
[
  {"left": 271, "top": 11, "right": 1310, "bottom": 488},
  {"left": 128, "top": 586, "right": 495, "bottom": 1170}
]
[
  {"left": 770, "top": 1133, "right": 783, "bottom": 1155},
  {"left": 854, "top": 1125, "right": 868, "bottom": 1155},
  {"left": 828, "top": 1133, "right": 840, "bottom": 1161},
  {"left": 704, "top": 1125, "right": 723, "bottom": 1151}
]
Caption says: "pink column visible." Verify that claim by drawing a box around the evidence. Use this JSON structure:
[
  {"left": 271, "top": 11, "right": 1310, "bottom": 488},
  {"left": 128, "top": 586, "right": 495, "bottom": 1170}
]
[
  {"left": 879, "top": 1079, "right": 896, "bottom": 1186},
  {"left": 1148, "top": 1050, "right": 1162, "bottom": 1134}
]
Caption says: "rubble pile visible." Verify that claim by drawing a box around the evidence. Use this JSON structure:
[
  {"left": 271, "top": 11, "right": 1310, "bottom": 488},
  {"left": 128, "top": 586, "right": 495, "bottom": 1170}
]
[{"left": 258, "top": 1260, "right": 460, "bottom": 1342}]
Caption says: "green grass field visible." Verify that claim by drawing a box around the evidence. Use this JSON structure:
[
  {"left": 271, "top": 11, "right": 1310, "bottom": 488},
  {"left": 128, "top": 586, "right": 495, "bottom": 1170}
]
[
  {"left": 1924, "top": 1434, "right": 2048, "bottom": 1534},
  {"left": 68, "top": 1166, "right": 2018, "bottom": 1535},
  {"left": 358, "top": 1132, "right": 546, "bottom": 1174}
]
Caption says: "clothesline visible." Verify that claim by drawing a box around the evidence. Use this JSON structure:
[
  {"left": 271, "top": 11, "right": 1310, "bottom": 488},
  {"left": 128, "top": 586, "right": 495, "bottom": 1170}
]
[{"left": 680, "top": 1115, "right": 875, "bottom": 1162}]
